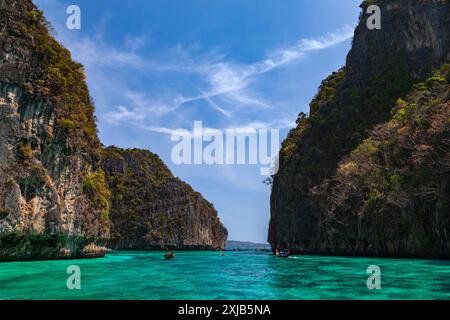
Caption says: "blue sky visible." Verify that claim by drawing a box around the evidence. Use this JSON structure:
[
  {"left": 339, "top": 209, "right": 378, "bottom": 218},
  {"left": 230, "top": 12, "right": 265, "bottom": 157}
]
[{"left": 35, "top": 0, "right": 360, "bottom": 243}]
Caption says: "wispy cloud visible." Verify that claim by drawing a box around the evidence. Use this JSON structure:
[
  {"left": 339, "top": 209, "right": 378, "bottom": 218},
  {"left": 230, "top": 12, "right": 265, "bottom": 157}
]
[
  {"left": 202, "top": 94, "right": 233, "bottom": 118},
  {"left": 126, "top": 117, "right": 296, "bottom": 138},
  {"left": 37, "top": 2, "right": 353, "bottom": 134},
  {"left": 104, "top": 105, "right": 149, "bottom": 124},
  {"left": 124, "top": 34, "right": 151, "bottom": 52},
  {"left": 98, "top": 25, "right": 353, "bottom": 132},
  {"left": 171, "top": 25, "right": 355, "bottom": 114}
]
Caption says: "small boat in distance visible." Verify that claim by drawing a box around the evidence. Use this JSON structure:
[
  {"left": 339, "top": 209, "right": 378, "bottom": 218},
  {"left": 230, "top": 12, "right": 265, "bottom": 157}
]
[
  {"left": 275, "top": 249, "right": 290, "bottom": 258},
  {"left": 164, "top": 250, "right": 175, "bottom": 260}
]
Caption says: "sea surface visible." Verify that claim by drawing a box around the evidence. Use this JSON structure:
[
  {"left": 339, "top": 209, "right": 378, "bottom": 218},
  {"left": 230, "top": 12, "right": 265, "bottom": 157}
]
[{"left": 1, "top": 251, "right": 450, "bottom": 300}]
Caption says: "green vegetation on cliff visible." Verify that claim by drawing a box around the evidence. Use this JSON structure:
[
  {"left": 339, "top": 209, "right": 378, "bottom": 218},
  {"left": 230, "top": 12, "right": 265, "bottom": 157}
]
[
  {"left": 1, "top": 0, "right": 227, "bottom": 262},
  {"left": 0, "top": 0, "right": 107, "bottom": 260},
  {"left": 0, "top": 231, "right": 99, "bottom": 261},
  {"left": 19, "top": 5, "right": 100, "bottom": 154},
  {"left": 101, "top": 146, "right": 228, "bottom": 250},
  {"left": 83, "top": 170, "right": 110, "bottom": 228},
  {"left": 270, "top": 0, "right": 450, "bottom": 258},
  {"left": 319, "top": 66, "right": 450, "bottom": 255}
]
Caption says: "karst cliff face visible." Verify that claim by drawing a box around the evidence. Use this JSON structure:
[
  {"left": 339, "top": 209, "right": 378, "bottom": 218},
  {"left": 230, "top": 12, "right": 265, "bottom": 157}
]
[
  {"left": 102, "top": 147, "right": 228, "bottom": 250},
  {"left": 0, "top": 0, "right": 227, "bottom": 260},
  {"left": 0, "top": 0, "right": 109, "bottom": 260},
  {"left": 269, "top": 0, "right": 450, "bottom": 258}
]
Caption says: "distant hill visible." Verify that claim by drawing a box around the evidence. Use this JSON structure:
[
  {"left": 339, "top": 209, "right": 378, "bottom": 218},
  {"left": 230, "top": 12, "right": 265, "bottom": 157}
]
[{"left": 225, "top": 241, "right": 271, "bottom": 251}]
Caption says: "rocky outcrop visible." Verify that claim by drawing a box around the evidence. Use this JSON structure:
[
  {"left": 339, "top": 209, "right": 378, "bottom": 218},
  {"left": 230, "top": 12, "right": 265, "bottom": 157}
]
[
  {"left": 102, "top": 147, "right": 228, "bottom": 250},
  {"left": 0, "top": 0, "right": 109, "bottom": 260},
  {"left": 0, "top": 0, "right": 228, "bottom": 260},
  {"left": 269, "top": 0, "right": 450, "bottom": 258}
]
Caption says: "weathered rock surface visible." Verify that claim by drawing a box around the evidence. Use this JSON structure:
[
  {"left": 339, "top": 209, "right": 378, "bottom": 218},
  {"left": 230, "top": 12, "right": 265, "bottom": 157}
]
[
  {"left": 0, "top": 0, "right": 108, "bottom": 260},
  {"left": 102, "top": 147, "right": 228, "bottom": 250},
  {"left": 269, "top": 0, "right": 450, "bottom": 258},
  {"left": 0, "top": 0, "right": 227, "bottom": 260}
]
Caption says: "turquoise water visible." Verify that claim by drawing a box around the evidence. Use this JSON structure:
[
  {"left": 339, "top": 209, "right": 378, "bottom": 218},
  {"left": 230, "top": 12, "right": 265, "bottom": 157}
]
[{"left": 1, "top": 251, "right": 450, "bottom": 300}]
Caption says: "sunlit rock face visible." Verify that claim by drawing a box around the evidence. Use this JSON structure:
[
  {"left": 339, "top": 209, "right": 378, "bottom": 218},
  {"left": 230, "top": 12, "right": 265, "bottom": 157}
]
[
  {"left": 102, "top": 147, "right": 228, "bottom": 251},
  {"left": 270, "top": 0, "right": 450, "bottom": 258},
  {"left": 0, "top": 85, "right": 108, "bottom": 238},
  {"left": 0, "top": 0, "right": 108, "bottom": 260},
  {"left": 0, "top": 0, "right": 227, "bottom": 261}
]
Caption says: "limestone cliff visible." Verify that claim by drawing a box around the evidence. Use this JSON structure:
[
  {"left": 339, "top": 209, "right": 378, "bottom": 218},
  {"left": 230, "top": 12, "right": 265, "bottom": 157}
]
[
  {"left": 102, "top": 147, "right": 227, "bottom": 250},
  {"left": 0, "top": 0, "right": 227, "bottom": 260},
  {"left": 269, "top": 0, "right": 450, "bottom": 258},
  {"left": 0, "top": 0, "right": 109, "bottom": 260}
]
